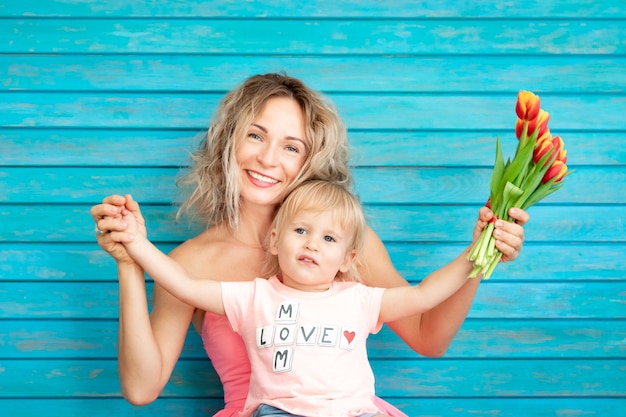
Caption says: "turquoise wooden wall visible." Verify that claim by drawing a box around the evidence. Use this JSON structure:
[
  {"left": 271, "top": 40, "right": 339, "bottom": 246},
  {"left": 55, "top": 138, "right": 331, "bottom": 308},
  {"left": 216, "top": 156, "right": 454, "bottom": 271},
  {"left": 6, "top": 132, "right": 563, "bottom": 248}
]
[{"left": 1, "top": 1, "right": 625, "bottom": 416}]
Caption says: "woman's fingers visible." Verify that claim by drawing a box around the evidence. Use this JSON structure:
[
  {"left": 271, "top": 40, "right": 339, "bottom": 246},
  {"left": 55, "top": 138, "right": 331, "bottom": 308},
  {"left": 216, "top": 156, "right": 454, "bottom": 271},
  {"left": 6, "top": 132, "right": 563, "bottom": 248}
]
[
  {"left": 91, "top": 194, "right": 136, "bottom": 263},
  {"left": 95, "top": 215, "right": 127, "bottom": 234},
  {"left": 494, "top": 216, "right": 527, "bottom": 262},
  {"left": 508, "top": 207, "right": 530, "bottom": 226},
  {"left": 90, "top": 195, "right": 125, "bottom": 222},
  {"left": 475, "top": 206, "right": 529, "bottom": 262}
]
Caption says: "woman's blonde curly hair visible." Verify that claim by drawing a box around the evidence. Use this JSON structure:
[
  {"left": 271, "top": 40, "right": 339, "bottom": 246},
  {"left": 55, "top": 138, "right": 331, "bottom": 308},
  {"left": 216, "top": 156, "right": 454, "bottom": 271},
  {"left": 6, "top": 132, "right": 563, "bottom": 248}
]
[{"left": 177, "top": 73, "right": 352, "bottom": 230}]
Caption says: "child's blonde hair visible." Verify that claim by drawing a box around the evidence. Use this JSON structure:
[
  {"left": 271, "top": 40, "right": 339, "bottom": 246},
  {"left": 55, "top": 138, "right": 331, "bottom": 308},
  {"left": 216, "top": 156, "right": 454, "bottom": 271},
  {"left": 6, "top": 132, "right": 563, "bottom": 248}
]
[{"left": 263, "top": 180, "right": 367, "bottom": 282}]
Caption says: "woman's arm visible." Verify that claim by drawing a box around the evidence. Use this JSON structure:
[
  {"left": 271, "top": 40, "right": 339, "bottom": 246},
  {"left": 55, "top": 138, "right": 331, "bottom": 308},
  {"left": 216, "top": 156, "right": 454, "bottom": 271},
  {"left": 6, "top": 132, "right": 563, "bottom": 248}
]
[
  {"left": 359, "top": 206, "right": 529, "bottom": 357},
  {"left": 91, "top": 195, "right": 196, "bottom": 405}
]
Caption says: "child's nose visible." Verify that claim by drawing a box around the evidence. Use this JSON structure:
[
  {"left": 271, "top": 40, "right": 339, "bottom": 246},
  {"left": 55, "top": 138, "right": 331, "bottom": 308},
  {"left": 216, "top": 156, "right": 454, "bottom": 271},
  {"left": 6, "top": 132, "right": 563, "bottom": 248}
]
[{"left": 305, "top": 237, "right": 318, "bottom": 251}]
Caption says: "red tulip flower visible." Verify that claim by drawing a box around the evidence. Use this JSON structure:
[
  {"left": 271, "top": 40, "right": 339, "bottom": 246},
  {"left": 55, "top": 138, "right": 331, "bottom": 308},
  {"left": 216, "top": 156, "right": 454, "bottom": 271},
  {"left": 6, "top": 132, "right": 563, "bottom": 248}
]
[
  {"left": 516, "top": 90, "right": 541, "bottom": 121},
  {"left": 543, "top": 160, "right": 568, "bottom": 183}
]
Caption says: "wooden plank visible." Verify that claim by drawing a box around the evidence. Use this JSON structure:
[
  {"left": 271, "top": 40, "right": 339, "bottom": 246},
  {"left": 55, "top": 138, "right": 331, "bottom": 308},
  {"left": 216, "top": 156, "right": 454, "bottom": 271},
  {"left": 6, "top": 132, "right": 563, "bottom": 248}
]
[
  {"left": 2, "top": 204, "right": 623, "bottom": 244},
  {"left": 3, "top": 129, "right": 624, "bottom": 167},
  {"left": 1, "top": 358, "right": 624, "bottom": 397},
  {"left": 0, "top": 320, "right": 205, "bottom": 359},
  {"left": 4, "top": 55, "right": 626, "bottom": 93},
  {"left": 374, "top": 320, "right": 626, "bottom": 359},
  {"left": 3, "top": 0, "right": 625, "bottom": 18},
  {"left": 0, "top": 398, "right": 623, "bottom": 417},
  {"left": 0, "top": 166, "right": 621, "bottom": 204},
  {"left": 470, "top": 283, "right": 626, "bottom": 319},
  {"left": 388, "top": 398, "right": 626, "bottom": 417},
  {"left": 1, "top": 282, "right": 623, "bottom": 319},
  {"left": 2, "top": 242, "right": 624, "bottom": 282},
  {"left": 372, "top": 358, "right": 626, "bottom": 397},
  {"left": 0, "top": 358, "right": 223, "bottom": 397},
  {"left": 3, "top": 19, "right": 624, "bottom": 55},
  {"left": 0, "top": 399, "right": 223, "bottom": 417},
  {"left": 1, "top": 204, "right": 624, "bottom": 243},
  {"left": 2, "top": 92, "right": 624, "bottom": 130},
  {"left": 2, "top": 319, "right": 624, "bottom": 359},
  {"left": 384, "top": 243, "right": 626, "bottom": 282}
]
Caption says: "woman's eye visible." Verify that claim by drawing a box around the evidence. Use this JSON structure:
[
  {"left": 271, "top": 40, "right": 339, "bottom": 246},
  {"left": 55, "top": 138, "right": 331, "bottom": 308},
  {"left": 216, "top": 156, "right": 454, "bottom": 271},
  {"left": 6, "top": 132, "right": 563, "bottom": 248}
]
[
  {"left": 248, "top": 133, "right": 262, "bottom": 141},
  {"left": 286, "top": 144, "right": 300, "bottom": 153},
  {"left": 324, "top": 235, "right": 336, "bottom": 243}
]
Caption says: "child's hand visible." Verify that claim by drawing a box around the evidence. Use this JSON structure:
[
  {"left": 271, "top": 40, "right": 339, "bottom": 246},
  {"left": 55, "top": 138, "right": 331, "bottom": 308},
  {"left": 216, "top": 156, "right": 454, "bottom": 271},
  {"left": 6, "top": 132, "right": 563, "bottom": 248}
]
[
  {"left": 116, "top": 194, "right": 146, "bottom": 245},
  {"left": 120, "top": 207, "right": 139, "bottom": 242}
]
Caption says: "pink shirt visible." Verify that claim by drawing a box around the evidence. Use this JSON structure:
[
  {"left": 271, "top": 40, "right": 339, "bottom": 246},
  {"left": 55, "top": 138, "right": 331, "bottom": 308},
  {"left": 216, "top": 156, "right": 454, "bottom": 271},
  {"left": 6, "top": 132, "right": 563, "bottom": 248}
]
[
  {"left": 201, "top": 313, "right": 407, "bottom": 417},
  {"left": 221, "top": 276, "right": 387, "bottom": 417}
]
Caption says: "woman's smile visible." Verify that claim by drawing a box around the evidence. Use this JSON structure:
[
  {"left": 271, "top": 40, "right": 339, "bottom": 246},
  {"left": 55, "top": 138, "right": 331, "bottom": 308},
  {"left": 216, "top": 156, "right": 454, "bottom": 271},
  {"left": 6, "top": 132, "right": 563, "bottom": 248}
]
[{"left": 246, "top": 170, "right": 280, "bottom": 187}]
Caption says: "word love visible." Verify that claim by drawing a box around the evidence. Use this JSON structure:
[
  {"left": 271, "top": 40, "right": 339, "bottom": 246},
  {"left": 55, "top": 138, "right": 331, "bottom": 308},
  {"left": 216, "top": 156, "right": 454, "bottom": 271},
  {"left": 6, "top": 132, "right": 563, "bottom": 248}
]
[{"left": 255, "top": 300, "right": 359, "bottom": 373}]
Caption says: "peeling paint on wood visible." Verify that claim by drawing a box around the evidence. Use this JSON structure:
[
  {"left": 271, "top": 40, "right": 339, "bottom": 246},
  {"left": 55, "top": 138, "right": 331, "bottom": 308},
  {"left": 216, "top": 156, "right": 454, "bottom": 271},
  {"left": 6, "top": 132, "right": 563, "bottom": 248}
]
[{"left": 1, "top": 1, "right": 625, "bottom": 416}]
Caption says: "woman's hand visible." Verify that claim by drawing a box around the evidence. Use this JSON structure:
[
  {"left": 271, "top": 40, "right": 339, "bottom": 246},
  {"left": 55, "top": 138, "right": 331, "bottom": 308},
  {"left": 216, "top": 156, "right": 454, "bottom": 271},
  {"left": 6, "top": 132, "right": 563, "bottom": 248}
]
[
  {"left": 474, "top": 206, "right": 530, "bottom": 262},
  {"left": 90, "top": 194, "right": 146, "bottom": 264}
]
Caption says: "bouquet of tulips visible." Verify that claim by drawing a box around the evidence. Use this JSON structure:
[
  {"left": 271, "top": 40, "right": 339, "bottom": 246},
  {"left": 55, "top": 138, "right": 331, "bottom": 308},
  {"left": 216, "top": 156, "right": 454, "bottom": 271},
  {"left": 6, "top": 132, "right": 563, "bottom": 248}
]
[{"left": 467, "top": 90, "right": 571, "bottom": 279}]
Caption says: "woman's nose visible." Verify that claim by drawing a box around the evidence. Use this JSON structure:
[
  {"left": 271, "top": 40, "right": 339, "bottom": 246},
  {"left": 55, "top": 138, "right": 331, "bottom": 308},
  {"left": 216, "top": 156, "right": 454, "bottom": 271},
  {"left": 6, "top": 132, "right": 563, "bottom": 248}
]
[{"left": 257, "top": 142, "right": 278, "bottom": 166}]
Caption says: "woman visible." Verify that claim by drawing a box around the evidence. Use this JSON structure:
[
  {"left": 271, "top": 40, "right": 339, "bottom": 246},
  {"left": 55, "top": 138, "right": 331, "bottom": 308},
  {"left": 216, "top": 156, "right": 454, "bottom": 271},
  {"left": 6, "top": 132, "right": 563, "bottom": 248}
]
[{"left": 91, "top": 73, "right": 528, "bottom": 416}]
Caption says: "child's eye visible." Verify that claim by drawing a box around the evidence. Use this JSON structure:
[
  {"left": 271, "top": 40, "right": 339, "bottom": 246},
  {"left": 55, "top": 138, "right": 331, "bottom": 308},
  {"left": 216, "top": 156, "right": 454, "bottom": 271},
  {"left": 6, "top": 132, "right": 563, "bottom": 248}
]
[
  {"left": 324, "top": 235, "right": 336, "bottom": 243},
  {"left": 295, "top": 228, "right": 306, "bottom": 235}
]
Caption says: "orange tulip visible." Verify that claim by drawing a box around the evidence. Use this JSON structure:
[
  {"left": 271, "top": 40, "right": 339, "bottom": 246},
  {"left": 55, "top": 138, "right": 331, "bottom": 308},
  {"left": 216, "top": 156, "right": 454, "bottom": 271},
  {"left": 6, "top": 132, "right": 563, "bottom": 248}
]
[
  {"left": 536, "top": 127, "right": 552, "bottom": 145},
  {"left": 542, "top": 160, "right": 568, "bottom": 183},
  {"left": 515, "top": 118, "right": 524, "bottom": 139},
  {"left": 516, "top": 90, "right": 541, "bottom": 121},
  {"left": 526, "top": 109, "right": 550, "bottom": 137},
  {"left": 552, "top": 136, "right": 564, "bottom": 154},
  {"left": 533, "top": 136, "right": 555, "bottom": 165},
  {"left": 516, "top": 109, "right": 550, "bottom": 140}
]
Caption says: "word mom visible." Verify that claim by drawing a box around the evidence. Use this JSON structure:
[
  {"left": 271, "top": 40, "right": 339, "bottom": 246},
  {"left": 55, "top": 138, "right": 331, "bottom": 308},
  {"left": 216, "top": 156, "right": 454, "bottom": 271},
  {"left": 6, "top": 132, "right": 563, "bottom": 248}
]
[{"left": 255, "top": 300, "right": 358, "bottom": 373}]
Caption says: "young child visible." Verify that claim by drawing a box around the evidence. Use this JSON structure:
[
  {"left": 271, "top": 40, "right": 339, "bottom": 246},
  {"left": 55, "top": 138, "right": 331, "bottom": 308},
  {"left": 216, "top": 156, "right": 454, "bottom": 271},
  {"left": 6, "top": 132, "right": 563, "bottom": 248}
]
[{"left": 120, "top": 180, "right": 470, "bottom": 417}]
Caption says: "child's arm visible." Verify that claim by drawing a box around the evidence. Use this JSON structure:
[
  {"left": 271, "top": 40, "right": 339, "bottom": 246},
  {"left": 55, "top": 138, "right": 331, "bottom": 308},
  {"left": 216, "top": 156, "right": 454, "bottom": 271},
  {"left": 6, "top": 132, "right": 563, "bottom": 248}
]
[
  {"left": 120, "top": 207, "right": 225, "bottom": 315},
  {"left": 379, "top": 270, "right": 469, "bottom": 324}
]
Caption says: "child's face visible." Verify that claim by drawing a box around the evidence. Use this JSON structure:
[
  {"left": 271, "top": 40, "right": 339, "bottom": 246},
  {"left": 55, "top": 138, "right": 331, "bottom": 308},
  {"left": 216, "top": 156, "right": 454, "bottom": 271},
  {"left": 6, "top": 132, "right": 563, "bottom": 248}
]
[{"left": 270, "top": 209, "right": 355, "bottom": 292}]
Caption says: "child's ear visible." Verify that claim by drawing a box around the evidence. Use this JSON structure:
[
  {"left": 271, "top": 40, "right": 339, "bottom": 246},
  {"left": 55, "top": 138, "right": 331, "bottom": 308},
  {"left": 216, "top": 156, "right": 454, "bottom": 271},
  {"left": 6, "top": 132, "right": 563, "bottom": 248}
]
[
  {"left": 338, "top": 250, "right": 356, "bottom": 273},
  {"left": 269, "top": 229, "right": 279, "bottom": 255}
]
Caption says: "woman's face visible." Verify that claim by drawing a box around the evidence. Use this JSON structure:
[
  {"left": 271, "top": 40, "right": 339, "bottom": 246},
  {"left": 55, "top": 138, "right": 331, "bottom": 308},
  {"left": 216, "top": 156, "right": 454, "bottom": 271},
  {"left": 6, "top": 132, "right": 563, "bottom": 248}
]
[{"left": 236, "top": 97, "right": 308, "bottom": 209}]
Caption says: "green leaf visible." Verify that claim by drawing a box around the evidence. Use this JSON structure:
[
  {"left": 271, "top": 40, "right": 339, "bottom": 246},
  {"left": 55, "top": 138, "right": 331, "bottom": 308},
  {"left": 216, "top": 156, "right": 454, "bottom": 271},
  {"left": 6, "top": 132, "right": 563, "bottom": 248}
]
[
  {"left": 490, "top": 137, "right": 505, "bottom": 199},
  {"left": 503, "top": 137, "right": 535, "bottom": 187},
  {"left": 513, "top": 162, "right": 549, "bottom": 209},
  {"left": 522, "top": 181, "right": 563, "bottom": 209},
  {"left": 498, "top": 181, "right": 524, "bottom": 220}
]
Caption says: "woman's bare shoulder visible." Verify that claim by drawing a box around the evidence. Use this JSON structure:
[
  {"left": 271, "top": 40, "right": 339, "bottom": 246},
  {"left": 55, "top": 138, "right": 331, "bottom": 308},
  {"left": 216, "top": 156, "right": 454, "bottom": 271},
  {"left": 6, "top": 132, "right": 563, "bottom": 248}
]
[
  {"left": 167, "top": 227, "right": 230, "bottom": 266},
  {"left": 168, "top": 226, "right": 266, "bottom": 283},
  {"left": 169, "top": 229, "right": 214, "bottom": 255}
]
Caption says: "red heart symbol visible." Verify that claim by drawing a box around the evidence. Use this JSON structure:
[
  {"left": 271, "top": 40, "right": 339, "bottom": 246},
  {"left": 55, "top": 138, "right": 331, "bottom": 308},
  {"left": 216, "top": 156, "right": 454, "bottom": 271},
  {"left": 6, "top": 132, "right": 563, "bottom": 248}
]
[{"left": 343, "top": 330, "right": 355, "bottom": 344}]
